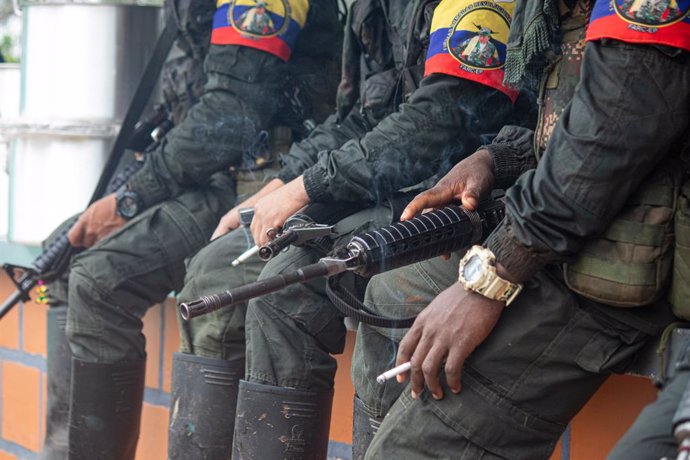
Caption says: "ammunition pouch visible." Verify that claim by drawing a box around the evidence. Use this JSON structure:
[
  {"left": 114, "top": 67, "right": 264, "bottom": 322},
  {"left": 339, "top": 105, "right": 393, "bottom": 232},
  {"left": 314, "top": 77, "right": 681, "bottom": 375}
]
[
  {"left": 669, "top": 181, "right": 690, "bottom": 319},
  {"left": 564, "top": 158, "right": 683, "bottom": 307}
]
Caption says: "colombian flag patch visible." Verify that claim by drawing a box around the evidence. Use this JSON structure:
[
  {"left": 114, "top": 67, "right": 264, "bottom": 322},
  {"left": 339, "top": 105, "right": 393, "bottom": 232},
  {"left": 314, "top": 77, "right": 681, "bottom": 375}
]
[
  {"left": 425, "top": 0, "right": 518, "bottom": 102},
  {"left": 587, "top": 0, "right": 690, "bottom": 52},
  {"left": 211, "top": 0, "right": 310, "bottom": 62}
]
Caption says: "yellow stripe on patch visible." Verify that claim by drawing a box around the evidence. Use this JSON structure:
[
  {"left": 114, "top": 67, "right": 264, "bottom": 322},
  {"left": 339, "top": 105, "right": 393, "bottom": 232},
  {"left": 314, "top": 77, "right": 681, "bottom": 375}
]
[
  {"left": 430, "top": 0, "right": 463, "bottom": 33},
  {"left": 288, "top": 0, "right": 310, "bottom": 27},
  {"left": 217, "top": 0, "right": 309, "bottom": 27},
  {"left": 431, "top": 0, "right": 516, "bottom": 34}
]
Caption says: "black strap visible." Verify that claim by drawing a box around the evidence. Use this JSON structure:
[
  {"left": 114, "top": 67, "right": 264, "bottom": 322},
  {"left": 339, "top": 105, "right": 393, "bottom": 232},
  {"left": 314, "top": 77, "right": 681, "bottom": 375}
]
[
  {"left": 326, "top": 274, "right": 417, "bottom": 328},
  {"left": 89, "top": 21, "right": 178, "bottom": 203}
]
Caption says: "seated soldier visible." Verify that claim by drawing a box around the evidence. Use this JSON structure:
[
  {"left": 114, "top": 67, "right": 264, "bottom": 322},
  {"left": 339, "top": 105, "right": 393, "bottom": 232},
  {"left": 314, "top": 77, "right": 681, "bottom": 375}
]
[
  {"left": 174, "top": 0, "right": 527, "bottom": 457},
  {"left": 48, "top": 0, "right": 343, "bottom": 458},
  {"left": 40, "top": 1, "right": 217, "bottom": 457},
  {"left": 350, "top": 0, "right": 690, "bottom": 457}
]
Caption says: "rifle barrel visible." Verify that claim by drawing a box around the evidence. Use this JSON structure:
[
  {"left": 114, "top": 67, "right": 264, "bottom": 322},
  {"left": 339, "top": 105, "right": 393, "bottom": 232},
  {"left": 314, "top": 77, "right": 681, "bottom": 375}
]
[
  {"left": 0, "top": 288, "right": 29, "bottom": 321},
  {"left": 180, "top": 261, "right": 342, "bottom": 320}
]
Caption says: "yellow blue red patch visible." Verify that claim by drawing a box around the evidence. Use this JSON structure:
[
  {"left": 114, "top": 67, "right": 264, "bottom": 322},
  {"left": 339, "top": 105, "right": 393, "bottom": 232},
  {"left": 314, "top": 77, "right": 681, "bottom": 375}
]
[
  {"left": 587, "top": 0, "right": 690, "bottom": 51},
  {"left": 425, "top": 0, "right": 518, "bottom": 102},
  {"left": 211, "top": 0, "right": 310, "bottom": 62}
]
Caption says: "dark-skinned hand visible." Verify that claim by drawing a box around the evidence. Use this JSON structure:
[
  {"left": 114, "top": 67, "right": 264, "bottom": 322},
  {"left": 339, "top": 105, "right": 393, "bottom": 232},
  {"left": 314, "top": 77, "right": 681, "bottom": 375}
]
[
  {"left": 250, "top": 176, "right": 310, "bottom": 246},
  {"left": 400, "top": 148, "right": 495, "bottom": 220},
  {"left": 68, "top": 193, "right": 127, "bottom": 248},
  {"left": 395, "top": 282, "right": 505, "bottom": 400}
]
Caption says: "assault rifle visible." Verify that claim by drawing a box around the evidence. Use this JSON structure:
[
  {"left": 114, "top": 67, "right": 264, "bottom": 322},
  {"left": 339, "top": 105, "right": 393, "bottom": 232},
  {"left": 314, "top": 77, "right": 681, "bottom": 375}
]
[{"left": 180, "top": 198, "right": 505, "bottom": 327}]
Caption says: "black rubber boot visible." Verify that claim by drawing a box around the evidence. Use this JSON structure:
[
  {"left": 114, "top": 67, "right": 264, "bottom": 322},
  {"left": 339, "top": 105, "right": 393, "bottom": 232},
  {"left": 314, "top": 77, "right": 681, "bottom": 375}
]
[
  {"left": 351, "top": 396, "right": 384, "bottom": 460},
  {"left": 39, "top": 306, "right": 71, "bottom": 460},
  {"left": 168, "top": 352, "right": 245, "bottom": 459},
  {"left": 67, "top": 358, "right": 146, "bottom": 460},
  {"left": 232, "top": 380, "right": 334, "bottom": 459}
]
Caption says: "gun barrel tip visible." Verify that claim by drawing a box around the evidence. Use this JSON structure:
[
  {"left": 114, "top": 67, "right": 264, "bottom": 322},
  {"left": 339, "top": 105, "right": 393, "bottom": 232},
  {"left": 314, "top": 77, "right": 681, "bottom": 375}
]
[{"left": 179, "top": 303, "right": 191, "bottom": 321}]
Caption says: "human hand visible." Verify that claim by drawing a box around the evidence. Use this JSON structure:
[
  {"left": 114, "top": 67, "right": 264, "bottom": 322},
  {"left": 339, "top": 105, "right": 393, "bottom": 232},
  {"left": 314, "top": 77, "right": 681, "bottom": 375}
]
[
  {"left": 68, "top": 194, "right": 127, "bottom": 248},
  {"left": 400, "top": 149, "right": 495, "bottom": 220},
  {"left": 250, "top": 177, "right": 310, "bottom": 246},
  {"left": 395, "top": 282, "right": 504, "bottom": 400},
  {"left": 211, "top": 178, "right": 285, "bottom": 240}
]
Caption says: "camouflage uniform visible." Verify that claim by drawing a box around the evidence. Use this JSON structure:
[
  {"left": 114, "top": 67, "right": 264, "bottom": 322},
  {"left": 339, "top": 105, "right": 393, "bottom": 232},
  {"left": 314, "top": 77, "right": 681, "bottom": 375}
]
[
  {"left": 354, "top": 2, "right": 690, "bottom": 459},
  {"left": 40, "top": 3, "right": 216, "bottom": 459},
  {"left": 201, "top": 0, "right": 523, "bottom": 457},
  {"left": 44, "top": 0, "right": 342, "bottom": 458}
]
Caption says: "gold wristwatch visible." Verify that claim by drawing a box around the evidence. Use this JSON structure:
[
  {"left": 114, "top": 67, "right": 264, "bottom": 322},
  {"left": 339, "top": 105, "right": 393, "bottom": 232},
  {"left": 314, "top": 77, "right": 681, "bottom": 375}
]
[{"left": 457, "top": 246, "right": 523, "bottom": 306}]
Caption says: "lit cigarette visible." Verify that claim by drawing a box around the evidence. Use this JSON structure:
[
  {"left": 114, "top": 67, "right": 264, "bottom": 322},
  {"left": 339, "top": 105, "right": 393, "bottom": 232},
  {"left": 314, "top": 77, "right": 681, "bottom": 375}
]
[
  {"left": 231, "top": 245, "right": 260, "bottom": 266},
  {"left": 376, "top": 362, "right": 411, "bottom": 384}
]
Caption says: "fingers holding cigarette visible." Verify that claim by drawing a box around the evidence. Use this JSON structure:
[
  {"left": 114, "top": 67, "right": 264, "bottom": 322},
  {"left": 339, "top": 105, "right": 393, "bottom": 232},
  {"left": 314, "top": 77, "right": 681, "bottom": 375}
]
[{"left": 376, "top": 362, "right": 411, "bottom": 384}]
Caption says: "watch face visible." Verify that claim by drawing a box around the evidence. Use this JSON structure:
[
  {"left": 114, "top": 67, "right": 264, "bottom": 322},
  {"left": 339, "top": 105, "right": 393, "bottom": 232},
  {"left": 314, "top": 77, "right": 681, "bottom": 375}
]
[
  {"left": 118, "top": 193, "right": 139, "bottom": 219},
  {"left": 462, "top": 255, "right": 485, "bottom": 284}
]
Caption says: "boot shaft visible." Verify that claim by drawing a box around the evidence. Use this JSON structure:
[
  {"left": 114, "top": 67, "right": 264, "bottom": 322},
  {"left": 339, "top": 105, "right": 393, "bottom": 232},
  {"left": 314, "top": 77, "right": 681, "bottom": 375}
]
[
  {"left": 168, "top": 352, "right": 244, "bottom": 459},
  {"left": 68, "top": 358, "right": 146, "bottom": 460},
  {"left": 232, "top": 380, "right": 334, "bottom": 460}
]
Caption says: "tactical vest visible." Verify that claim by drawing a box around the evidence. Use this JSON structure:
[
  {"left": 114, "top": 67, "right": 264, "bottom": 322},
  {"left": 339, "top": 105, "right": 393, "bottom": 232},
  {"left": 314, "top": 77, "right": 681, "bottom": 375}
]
[
  {"left": 534, "top": 0, "right": 588, "bottom": 156},
  {"left": 336, "top": 0, "right": 436, "bottom": 124},
  {"left": 554, "top": 0, "right": 690, "bottom": 314}
]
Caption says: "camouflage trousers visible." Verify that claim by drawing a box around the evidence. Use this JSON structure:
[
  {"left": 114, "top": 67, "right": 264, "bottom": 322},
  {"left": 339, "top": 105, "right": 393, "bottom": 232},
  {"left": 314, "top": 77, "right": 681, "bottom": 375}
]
[
  {"left": 50, "top": 169, "right": 276, "bottom": 364},
  {"left": 244, "top": 205, "right": 393, "bottom": 389},
  {"left": 353, "top": 256, "right": 671, "bottom": 460},
  {"left": 47, "top": 172, "right": 232, "bottom": 363}
]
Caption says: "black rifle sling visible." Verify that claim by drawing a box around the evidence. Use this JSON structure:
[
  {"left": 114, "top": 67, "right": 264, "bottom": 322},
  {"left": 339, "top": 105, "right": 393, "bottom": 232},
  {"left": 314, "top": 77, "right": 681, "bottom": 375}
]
[
  {"left": 89, "top": 21, "right": 178, "bottom": 203},
  {"left": 326, "top": 274, "right": 416, "bottom": 328}
]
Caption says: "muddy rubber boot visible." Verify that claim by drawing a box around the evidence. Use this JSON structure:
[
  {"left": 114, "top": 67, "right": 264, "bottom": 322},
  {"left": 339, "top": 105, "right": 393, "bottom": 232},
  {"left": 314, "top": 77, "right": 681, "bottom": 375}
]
[
  {"left": 168, "top": 353, "right": 245, "bottom": 459},
  {"left": 39, "top": 306, "right": 71, "bottom": 460},
  {"left": 232, "top": 380, "right": 334, "bottom": 460},
  {"left": 352, "top": 396, "right": 384, "bottom": 460},
  {"left": 67, "top": 358, "right": 146, "bottom": 460}
]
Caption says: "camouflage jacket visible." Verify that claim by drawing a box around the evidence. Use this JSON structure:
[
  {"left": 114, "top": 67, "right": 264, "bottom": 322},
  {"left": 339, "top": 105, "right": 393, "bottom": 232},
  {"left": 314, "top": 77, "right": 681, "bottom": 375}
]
[
  {"left": 125, "top": 0, "right": 344, "bottom": 209},
  {"left": 279, "top": 0, "right": 518, "bottom": 203}
]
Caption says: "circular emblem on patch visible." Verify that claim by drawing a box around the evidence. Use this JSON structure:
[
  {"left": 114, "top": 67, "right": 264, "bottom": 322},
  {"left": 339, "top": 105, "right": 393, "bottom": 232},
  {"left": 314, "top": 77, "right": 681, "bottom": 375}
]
[
  {"left": 613, "top": 0, "right": 690, "bottom": 26},
  {"left": 229, "top": 0, "right": 291, "bottom": 38},
  {"left": 446, "top": 2, "right": 511, "bottom": 71}
]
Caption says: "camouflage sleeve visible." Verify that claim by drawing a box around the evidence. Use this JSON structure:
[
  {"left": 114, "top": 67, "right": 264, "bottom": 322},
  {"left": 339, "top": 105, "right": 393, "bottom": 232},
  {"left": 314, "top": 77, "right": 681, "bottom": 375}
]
[
  {"left": 126, "top": 45, "right": 290, "bottom": 209},
  {"left": 277, "top": 106, "right": 371, "bottom": 184},
  {"left": 484, "top": 40, "right": 690, "bottom": 282},
  {"left": 301, "top": 73, "right": 514, "bottom": 203}
]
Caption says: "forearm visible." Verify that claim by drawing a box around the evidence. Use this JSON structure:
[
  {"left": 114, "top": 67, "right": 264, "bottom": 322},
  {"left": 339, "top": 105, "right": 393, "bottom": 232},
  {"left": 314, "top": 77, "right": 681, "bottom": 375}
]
[
  {"left": 302, "top": 74, "right": 514, "bottom": 203},
  {"left": 277, "top": 107, "right": 371, "bottom": 184},
  {"left": 486, "top": 40, "right": 690, "bottom": 282},
  {"left": 127, "top": 46, "right": 287, "bottom": 209}
]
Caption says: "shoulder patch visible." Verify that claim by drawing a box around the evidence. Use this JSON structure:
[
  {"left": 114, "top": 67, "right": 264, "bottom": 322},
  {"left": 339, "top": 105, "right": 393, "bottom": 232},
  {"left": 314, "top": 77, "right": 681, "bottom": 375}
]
[
  {"left": 587, "top": 0, "right": 690, "bottom": 51},
  {"left": 425, "top": 0, "right": 518, "bottom": 102},
  {"left": 211, "top": 0, "right": 310, "bottom": 62}
]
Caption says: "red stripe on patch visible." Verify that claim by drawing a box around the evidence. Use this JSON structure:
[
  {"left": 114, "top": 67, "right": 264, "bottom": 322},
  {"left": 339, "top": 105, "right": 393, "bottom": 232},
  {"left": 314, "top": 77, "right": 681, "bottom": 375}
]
[
  {"left": 211, "top": 26, "right": 292, "bottom": 61},
  {"left": 587, "top": 14, "right": 690, "bottom": 52},
  {"left": 424, "top": 54, "right": 518, "bottom": 102}
]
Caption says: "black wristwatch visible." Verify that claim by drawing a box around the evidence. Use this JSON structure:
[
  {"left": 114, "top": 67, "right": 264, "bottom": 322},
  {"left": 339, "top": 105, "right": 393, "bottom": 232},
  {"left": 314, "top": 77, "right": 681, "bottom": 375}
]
[{"left": 115, "top": 185, "right": 141, "bottom": 220}]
